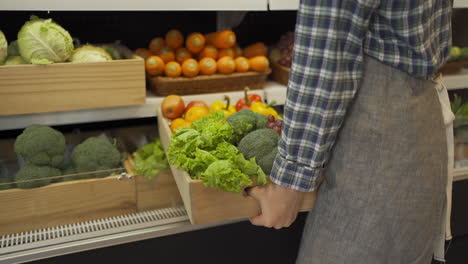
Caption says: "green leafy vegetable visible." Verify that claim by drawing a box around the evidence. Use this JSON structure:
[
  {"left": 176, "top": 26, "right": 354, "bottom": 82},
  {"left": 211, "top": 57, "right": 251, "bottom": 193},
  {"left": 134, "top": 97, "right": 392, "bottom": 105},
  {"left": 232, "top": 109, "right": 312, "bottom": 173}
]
[
  {"left": 17, "top": 16, "right": 74, "bottom": 64},
  {"left": 7, "top": 40, "right": 19, "bottom": 56},
  {"left": 133, "top": 139, "right": 168, "bottom": 179},
  {"left": 0, "top": 30, "right": 7, "bottom": 64},
  {"left": 70, "top": 45, "right": 113, "bottom": 63},
  {"left": 167, "top": 112, "right": 266, "bottom": 193},
  {"left": 4, "top": 56, "right": 27, "bottom": 65}
]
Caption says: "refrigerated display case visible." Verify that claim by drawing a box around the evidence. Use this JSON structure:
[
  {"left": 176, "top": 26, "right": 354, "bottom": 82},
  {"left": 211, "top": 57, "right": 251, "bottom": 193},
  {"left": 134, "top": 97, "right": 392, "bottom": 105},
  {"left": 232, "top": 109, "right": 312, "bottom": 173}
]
[{"left": 1, "top": 2, "right": 468, "bottom": 264}]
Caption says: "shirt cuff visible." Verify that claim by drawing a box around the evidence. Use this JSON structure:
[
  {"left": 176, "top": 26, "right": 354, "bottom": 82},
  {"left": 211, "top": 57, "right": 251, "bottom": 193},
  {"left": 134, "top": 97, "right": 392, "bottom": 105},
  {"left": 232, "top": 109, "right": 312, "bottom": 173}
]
[{"left": 269, "top": 153, "right": 322, "bottom": 192}]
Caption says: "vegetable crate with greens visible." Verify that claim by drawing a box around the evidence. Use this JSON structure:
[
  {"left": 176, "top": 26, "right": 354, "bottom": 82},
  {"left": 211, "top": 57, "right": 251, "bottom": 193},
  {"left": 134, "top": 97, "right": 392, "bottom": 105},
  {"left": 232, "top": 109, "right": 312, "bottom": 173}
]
[
  {"left": 124, "top": 139, "right": 183, "bottom": 211},
  {"left": 157, "top": 102, "right": 316, "bottom": 225},
  {"left": 0, "top": 125, "right": 138, "bottom": 236},
  {"left": 0, "top": 16, "right": 145, "bottom": 116}
]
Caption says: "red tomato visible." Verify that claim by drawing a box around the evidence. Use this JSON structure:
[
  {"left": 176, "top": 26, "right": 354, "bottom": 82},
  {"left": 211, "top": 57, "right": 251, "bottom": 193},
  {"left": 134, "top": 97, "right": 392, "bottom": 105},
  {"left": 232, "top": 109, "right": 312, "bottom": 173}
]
[{"left": 184, "top": 101, "right": 209, "bottom": 113}]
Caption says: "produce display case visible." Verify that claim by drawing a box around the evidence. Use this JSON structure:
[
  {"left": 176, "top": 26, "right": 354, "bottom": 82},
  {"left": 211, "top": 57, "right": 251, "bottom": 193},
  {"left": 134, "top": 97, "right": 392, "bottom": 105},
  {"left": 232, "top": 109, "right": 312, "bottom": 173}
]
[
  {"left": 157, "top": 108, "right": 317, "bottom": 225},
  {"left": 0, "top": 45, "right": 146, "bottom": 116},
  {"left": 0, "top": 124, "right": 182, "bottom": 237}
]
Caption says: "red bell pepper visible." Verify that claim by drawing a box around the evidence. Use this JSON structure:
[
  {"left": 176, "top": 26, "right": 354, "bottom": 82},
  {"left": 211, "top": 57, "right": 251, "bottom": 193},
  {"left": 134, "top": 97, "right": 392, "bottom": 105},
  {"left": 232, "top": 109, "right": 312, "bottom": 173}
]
[{"left": 235, "top": 87, "right": 263, "bottom": 111}]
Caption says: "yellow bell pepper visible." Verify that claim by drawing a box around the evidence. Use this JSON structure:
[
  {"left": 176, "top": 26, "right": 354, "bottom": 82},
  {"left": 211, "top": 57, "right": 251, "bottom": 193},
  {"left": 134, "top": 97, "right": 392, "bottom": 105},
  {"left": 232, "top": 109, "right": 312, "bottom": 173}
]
[
  {"left": 209, "top": 96, "right": 236, "bottom": 117},
  {"left": 250, "top": 101, "right": 280, "bottom": 120}
]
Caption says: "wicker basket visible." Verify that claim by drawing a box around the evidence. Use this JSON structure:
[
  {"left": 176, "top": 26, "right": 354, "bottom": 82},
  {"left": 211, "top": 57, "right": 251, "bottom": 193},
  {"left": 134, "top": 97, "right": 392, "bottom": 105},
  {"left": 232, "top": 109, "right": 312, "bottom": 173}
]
[
  {"left": 438, "top": 60, "right": 468, "bottom": 75},
  {"left": 148, "top": 69, "right": 271, "bottom": 96},
  {"left": 270, "top": 61, "right": 290, "bottom": 86}
]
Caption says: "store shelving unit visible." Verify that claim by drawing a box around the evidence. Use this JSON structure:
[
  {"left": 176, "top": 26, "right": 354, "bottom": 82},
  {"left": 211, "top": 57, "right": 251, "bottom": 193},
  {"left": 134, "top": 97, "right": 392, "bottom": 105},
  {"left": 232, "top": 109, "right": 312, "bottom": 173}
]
[
  {"left": 0, "top": 0, "right": 267, "bottom": 11},
  {"left": 0, "top": 89, "right": 267, "bottom": 131}
]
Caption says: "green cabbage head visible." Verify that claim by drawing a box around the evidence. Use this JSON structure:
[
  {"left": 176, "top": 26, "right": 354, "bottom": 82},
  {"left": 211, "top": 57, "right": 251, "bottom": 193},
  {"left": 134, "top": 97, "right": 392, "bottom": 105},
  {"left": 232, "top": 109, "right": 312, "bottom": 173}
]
[
  {"left": 70, "top": 45, "right": 112, "bottom": 63},
  {"left": 0, "top": 30, "right": 7, "bottom": 64},
  {"left": 17, "top": 16, "right": 73, "bottom": 65},
  {"left": 4, "top": 56, "right": 27, "bottom": 65}
]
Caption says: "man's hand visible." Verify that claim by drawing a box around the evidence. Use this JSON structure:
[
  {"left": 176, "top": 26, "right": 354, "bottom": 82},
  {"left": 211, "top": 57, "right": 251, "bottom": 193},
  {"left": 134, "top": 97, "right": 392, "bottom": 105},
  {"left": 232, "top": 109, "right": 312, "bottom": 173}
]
[{"left": 247, "top": 182, "right": 306, "bottom": 229}]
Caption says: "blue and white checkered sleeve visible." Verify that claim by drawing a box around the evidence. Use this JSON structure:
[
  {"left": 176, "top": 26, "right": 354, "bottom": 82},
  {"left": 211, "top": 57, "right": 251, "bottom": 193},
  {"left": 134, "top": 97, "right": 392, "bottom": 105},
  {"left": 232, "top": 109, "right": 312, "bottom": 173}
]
[{"left": 270, "top": 0, "right": 380, "bottom": 192}]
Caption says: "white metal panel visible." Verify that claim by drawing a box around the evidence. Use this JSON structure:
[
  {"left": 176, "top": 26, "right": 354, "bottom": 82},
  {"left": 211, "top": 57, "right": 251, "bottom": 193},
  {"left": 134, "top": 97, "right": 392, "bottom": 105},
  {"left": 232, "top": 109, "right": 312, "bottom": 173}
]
[
  {"left": 0, "top": 0, "right": 268, "bottom": 11},
  {"left": 269, "top": 0, "right": 467, "bottom": 10},
  {"left": 268, "top": 0, "right": 299, "bottom": 11},
  {"left": 454, "top": 0, "right": 468, "bottom": 8},
  {"left": 0, "top": 89, "right": 266, "bottom": 131}
]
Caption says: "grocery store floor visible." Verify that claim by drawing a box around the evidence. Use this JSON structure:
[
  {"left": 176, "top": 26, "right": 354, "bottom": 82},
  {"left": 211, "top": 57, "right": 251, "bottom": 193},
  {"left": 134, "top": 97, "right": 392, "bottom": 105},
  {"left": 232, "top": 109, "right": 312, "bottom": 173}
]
[{"left": 27, "top": 213, "right": 467, "bottom": 264}]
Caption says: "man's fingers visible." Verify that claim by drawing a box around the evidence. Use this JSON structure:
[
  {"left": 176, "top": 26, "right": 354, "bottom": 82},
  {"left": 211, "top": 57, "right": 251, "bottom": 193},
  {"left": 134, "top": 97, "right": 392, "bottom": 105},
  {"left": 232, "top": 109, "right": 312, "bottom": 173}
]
[
  {"left": 246, "top": 186, "right": 262, "bottom": 200},
  {"left": 249, "top": 214, "right": 265, "bottom": 226}
]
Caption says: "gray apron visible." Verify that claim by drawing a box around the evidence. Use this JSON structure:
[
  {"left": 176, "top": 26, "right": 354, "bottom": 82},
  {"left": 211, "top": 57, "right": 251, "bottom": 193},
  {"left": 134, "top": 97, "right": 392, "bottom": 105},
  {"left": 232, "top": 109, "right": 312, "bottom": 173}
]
[{"left": 296, "top": 55, "right": 447, "bottom": 264}]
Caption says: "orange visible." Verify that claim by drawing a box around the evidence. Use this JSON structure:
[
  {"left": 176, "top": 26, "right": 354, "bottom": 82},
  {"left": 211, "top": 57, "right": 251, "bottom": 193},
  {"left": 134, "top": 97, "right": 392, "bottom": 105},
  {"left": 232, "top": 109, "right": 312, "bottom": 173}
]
[
  {"left": 217, "top": 56, "right": 236, "bottom": 74},
  {"left": 233, "top": 45, "right": 243, "bottom": 58},
  {"left": 186, "top": 33, "right": 206, "bottom": 54},
  {"left": 199, "top": 57, "right": 217, "bottom": 75},
  {"left": 199, "top": 45, "right": 218, "bottom": 59},
  {"left": 135, "top": 48, "right": 152, "bottom": 59},
  {"left": 165, "top": 61, "right": 182, "bottom": 77},
  {"left": 149, "top": 37, "right": 165, "bottom": 54},
  {"left": 206, "top": 30, "right": 236, "bottom": 49},
  {"left": 145, "top": 56, "right": 165, "bottom": 76},
  {"left": 243, "top": 42, "right": 268, "bottom": 58},
  {"left": 218, "top": 48, "right": 235, "bottom": 58},
  {"left": 185, "top": 106, "right": 210, "bottom": 122},
  {"left": 182, "top": 58, "right": 200, "bottom": 77},
  {"left": 234, "top": 57, "right": 250, "bottom": 73},
  {"left": 158, "top": 46, "right": 175, "bottom": 63},
  {"left": 249, "top": 56, "right": 269, "bottom": 72},
  {"left": 165, "top": 29, "right": 184, "bottom": 50},
  {"left": 170, "top": 118, "right": 191, "bottom": 133},
  {"left": 175, "top": 48, "right": 192, "bottom": 63}
]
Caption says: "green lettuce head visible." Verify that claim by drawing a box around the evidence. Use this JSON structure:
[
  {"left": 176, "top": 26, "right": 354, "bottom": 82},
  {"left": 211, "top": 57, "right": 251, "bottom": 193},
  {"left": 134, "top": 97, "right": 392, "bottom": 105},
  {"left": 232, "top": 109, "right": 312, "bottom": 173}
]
[
  {"left": 7, "top": 40, "right": 20, "bottom": 56},
  {"left": 4, "top": 56, "right": 27, "bottom": 65},
  {"left": 70, "top": 45, "right": 112, "bottom": 63},
  {"left": 0, "top": 30, "right": 7, "bottom": 64},
  {"left": 17, "top": 16, "right": 74, "bottom": 65}
]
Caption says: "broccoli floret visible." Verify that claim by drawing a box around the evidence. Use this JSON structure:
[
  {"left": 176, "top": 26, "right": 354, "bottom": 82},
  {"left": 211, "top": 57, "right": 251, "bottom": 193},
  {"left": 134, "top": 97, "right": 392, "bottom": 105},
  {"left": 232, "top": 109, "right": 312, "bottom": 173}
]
[
  {"left": 227, "top": 109, "right": 258, "bottom": 144},
  {"left": 15, "top": 163, "right": 60, "bottom": 189},
  {"left": 254, "top": 112, "right": 268, "bottom": 129},
  {"left": 237, "top": 129, "right": 280, "bottom": 174},
  {"left": 71, "top": 137, "right": 121, "bottom": 179},
  {"left": 14, "top": 125, "right": 66, "bottom": 168}
]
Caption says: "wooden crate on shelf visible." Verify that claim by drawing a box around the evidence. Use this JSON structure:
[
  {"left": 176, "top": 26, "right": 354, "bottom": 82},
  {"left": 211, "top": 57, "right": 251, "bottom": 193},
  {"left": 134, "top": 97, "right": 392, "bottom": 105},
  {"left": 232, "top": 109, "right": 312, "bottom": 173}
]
[
  {"left": 124, "top": 156, "right": 183, "bottom": 211},
  {"left": 270, "top": 61, "right": 290, "bottom": 86},
  {"left": 148, "top": 69, "right": 271, "bottom": 96},
  {"left": 157, "top": 108, "right": 316, "bottom": 225},
  {"left": 0, "top": 174, "right": 136, "bottom": 236},
  {"left": 0, "top": 47, "right": 145, "bottom": 116}
]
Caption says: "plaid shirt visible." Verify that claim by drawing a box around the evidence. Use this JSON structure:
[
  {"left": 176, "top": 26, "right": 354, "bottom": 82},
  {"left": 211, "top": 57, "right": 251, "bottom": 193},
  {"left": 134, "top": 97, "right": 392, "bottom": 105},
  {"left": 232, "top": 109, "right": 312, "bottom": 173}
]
[{"left": 270, "top": 0, "right": 453, "bottom": 192}]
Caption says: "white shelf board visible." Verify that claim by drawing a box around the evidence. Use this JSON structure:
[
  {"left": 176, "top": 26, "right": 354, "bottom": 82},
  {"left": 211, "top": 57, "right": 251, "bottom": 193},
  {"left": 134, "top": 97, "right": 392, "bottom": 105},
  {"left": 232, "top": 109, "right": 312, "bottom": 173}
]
[
  {"left": 444, "top": 69, "right": 468, "bottom": 91},
  {"left": 453, "top": 167, "right": 468, "bottom": 182},
  {"left": 269, "top": 0, "right": 468, "bottom": 10},
  {"left": 454, "top": 0, "right": 468, "bottom": 8},
  {"left": 0, "top": 0, "right": 267, "bottom": 11},
  {"left": 0, "top": 89, "right": 265, "bottom": 131},
  {"left": 263, "top": 81, "right": 287, "bottom": 105},
  {"left": 268, "top": 0, "right": 299, "bottom": 10}
]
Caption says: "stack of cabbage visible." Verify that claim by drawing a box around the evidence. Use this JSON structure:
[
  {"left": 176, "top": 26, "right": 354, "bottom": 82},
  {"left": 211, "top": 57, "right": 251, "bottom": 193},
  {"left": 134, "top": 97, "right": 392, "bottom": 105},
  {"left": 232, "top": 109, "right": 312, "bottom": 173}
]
[{"left": 0, "top": 16, "right": 113, "bottom": 66}]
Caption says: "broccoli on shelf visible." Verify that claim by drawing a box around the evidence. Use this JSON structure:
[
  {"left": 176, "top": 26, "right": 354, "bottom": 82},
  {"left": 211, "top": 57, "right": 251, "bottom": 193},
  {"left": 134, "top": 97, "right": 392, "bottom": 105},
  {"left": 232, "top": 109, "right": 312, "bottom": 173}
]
[
  {"left": 14, "top": 125, "right": 66, "bottom": 168},
  {"left": 226, "top": 109, "right": 260, "bottom": 144},
  {"left": 69, "top": 137, "right": 121, "bottom": 179},
  {"left": 15, "top": 163, "right": 61, "bottom": 189}
]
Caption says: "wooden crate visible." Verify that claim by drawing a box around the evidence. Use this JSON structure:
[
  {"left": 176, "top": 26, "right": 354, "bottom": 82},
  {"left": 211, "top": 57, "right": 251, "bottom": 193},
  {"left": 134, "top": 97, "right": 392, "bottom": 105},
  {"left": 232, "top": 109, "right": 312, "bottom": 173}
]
[
  {"left": 157, "top": 109, "right": 316, "bottom": 225},
  {"left": 124, "top": 156, "right": 183, "bottom": 211},
  {"left": 148, "top": 69, "right": 271, "bottom": 96},
  {"left": 270, "top": 61, "right": 290, "bottom": 86},
  {"left": 0, "top": 57, "right": 145, "bottom": 116},
  {"left": 0, "top": 175, "right": 136, "bottom": 236}
]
